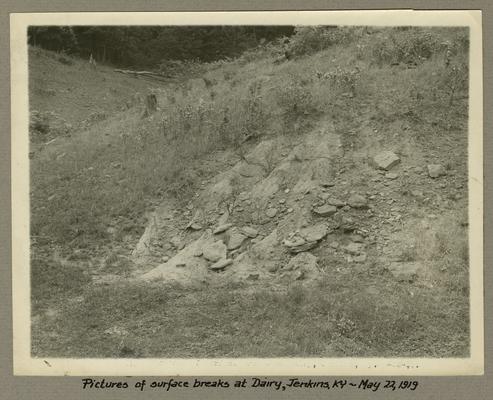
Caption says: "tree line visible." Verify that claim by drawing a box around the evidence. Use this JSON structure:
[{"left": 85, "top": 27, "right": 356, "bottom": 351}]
[{"left": 28, "top": 26, "right": 295, "bottom": 68}]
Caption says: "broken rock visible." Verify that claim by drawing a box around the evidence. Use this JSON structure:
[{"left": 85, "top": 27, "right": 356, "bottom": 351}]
[
  {"left": 209, "top": 258, "right": 233, "bottom": 271},
  {"left": 283, "top": 223, "right": 329, "bottom": 253},
  {"left": 327, "top": 197, "right": 346, "bottom": 207},
  {"left": 427, "top": 164, "right": 445, "bottom": 178},
  {"left": 202, "top": 241, "right": 227, "bottom": 262},
  {"left": 312, "top": 204, "right": 337, "bottom": 217},
  {"left": 373, "top": 151, "right": 400, "bottom": 170},
  {"left": 348, "top": 194, "right": 368, "bottom": 208},
  {"left": 213, "top": 223, "right": 233, "bottom": 234},
  {"left": 240, "top": 226, "right": 258, "bottom": 238},
  {"left": 300, "top": 223, "right": 329, "bottom": 242},
  {"left": 227, "top": 231, "right": 247, "bottom": 250}
]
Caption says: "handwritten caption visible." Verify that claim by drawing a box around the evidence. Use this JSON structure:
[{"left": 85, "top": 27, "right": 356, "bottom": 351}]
[{"left": 81, "top": 378, "right": 418, "bottom": 392}]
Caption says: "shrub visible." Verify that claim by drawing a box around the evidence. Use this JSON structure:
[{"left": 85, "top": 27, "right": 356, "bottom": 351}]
[
  {"left": 57, "top": 53, "right": 74, "bottom": 65},
  {"left": 318, "top": 66, "right": 361, "bottom": 96},
  {"left": 158, "top": 59, "right": 203, "bottom": 78},
  {"left": 275, "top": 74, "right": 316, "bottom": 120},
  {"left": 369, "top": 28, "right": 441, "bottom": 66},
  {"left": 439, "top": 62, "right": 469, "bottom": 106},
  {"left": 286, "top": 26, "right": 357, "bottom": 57}
]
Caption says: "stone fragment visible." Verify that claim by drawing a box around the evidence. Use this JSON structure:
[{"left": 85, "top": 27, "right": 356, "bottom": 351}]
[
  {"left": 300, "top": 223, "right": 329, "bottom": 242},
  {"left": 187, "top": 222, "right": 202, "bottom": 230},
  {"left": 373, "top": 151, "right": 400, "bottom": 170},
  {"left": 240, "top": 226, "right": 258, "bottom": 238},
  {"left": 283, "top": 223, "right": 328, "bottom": 254},
  {"left": 327, "top": 197, "right": 346, "bottom": 207},
  {"left": 283, "top": 239, "right": 316, "bottom": 253},
  {"left": 385, "top": 172, "right": 398, "bottom": 180},
  {"left": 209, "top": 258, "right": 233, "bottom": 271},
  {"left": 427, "top": 164, "right": 445, "bottom": 178},
  {"left": 348, "top": 194, "right": 368, "bottom": 208},
  {"left": 339, "top": 216, "right": 355, "bottom": 232},
  {"left": 266, "top": 208, "right": 278, "bottom": 218},
  {"left": 312, "top": 204, "right": 337, "bottom": 217},
  {"left": 227, "top": 231, "right": 247, "bottom": 250},
  {"left": 202, "top": 241, "right": 227, "bottom": 262},
  {"left": 213, "top": 223, "right": 233, "bottom": 234},
  {"left": 320, "top": 181, "right": 336, "bottom": 187}
]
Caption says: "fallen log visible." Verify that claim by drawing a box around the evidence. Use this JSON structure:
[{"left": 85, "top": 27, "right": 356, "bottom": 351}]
[{"left": 114, "top": 69, "right": 171, "bottom": 81}]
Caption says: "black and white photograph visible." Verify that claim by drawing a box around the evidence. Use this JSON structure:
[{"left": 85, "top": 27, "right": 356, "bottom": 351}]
[{"left": 10, "top": 11, "right": 483, "bottom": 376}]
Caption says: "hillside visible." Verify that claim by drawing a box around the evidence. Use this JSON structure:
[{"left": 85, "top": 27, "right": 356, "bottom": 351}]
[{"left": 30, "top": 26, "right": 470, "bottom": 358}]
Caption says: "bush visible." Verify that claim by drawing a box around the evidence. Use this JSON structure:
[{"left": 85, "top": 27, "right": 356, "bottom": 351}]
[
  {"left": 318, "top": 66, "right": 361, "bottom": 96},
  {"left": 158, "top": 59, "right": 203, "bottom": 78},
  {"left": 275, "top": 74, "right": 316, "bottom": 120},
  {"left": 160, "top": 79, "right": 268, "bottom": 148},
  {"left": 369, "top": 28, "right": 441, "bottom": 66},
  {"left": 286, "top": 26, "right": 357, "bottom": 57}
]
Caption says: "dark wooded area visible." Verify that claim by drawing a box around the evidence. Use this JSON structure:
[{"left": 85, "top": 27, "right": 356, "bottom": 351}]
[{"left": 28, "top": 26, "right": 295, "bottom": 68}]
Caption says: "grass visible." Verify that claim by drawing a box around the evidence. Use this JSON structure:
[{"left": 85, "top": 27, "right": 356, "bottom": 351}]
[
  {"left": 31, "top": 255, "right": 91, "bottom": 314},
  {"left": 32, "top": 267, "right": 469, "bottom": 358},
  {"left": 30, "top": 26, "right": 470, "bottom": 358}
]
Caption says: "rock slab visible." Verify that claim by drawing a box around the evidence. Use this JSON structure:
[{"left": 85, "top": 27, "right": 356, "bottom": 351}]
[
  {"left": 209, "top": 258, "right": 233, "bottom": 271},
  {"left": 240, "top": 226, "right": 259, "bottom": 238},
  {"left": 213, "top": 223, "right": 233, "bottom": 234},
  {"left": 373, "top": 151, "right": 400, "bottom": 170},
  {"left": 283, "top": 223, "right": 329, "bottom": 253},
  {"left": 227, "top": 231, "right": 247, "bottom": 250},
  {"left": 312, "top": 204, "right": 337, "bottom": 217}
]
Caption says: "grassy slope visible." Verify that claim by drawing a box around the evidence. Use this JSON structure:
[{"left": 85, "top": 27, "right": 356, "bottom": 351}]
[
  {"left": 30, "top": 27, "right": 470, "bottom": 358},
  {"left": 29, "top": 46, "right": 166, "bottom": 126}
]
